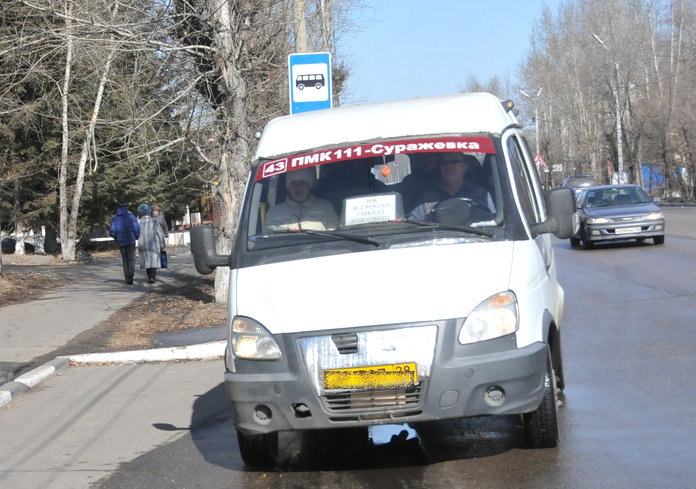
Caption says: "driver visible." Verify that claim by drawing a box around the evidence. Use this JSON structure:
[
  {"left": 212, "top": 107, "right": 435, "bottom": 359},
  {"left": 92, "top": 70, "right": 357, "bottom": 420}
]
[
  {"left": 264, "top": 167, "right": 339, "bottom": 232},
  {"left": 408, "top": 152, "right": 494, "bottom": 221}
]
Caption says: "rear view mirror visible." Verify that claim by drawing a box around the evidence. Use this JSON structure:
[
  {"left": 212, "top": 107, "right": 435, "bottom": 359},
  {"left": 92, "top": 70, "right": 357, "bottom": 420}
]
[
  {"left": 531, "top": 187, "right": 577, "bottom": 239},
  {"left": 190, "top": 225, "right": 230, "bottom": 274}
]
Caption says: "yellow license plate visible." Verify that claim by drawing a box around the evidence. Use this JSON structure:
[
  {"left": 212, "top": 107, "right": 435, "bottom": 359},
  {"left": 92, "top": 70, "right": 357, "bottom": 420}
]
[{"left": 323, "top": 362, "right": 418, "bottom": 391}]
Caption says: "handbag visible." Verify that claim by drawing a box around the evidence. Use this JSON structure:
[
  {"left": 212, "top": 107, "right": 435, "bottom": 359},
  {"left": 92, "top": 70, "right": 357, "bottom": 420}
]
[{"left": 160, "top": 250, "right": 168, "bottom": 268}]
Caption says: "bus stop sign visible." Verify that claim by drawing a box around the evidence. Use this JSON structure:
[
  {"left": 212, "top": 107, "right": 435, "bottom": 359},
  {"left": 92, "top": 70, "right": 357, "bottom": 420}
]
[{"left": 289, "top": 52, "right": 332, "bottom": 114}]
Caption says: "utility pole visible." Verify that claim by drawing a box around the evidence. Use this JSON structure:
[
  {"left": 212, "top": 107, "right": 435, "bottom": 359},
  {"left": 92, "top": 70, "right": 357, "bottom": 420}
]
[
  {"left": 520, "top": 88, "right": 549, "bottom": 187},
  {"left": 520, "top": 88, "right": 542, "bottom": 156},
  {"left": 593, "top": 34, "right": 626, "bottom": 183}
]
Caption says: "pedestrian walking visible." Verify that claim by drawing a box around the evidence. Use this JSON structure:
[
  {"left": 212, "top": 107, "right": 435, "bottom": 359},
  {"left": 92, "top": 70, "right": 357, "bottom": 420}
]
[
  {"left": 152, "top": 204, "right": 169, "bottom": 268},
  {"left": 137, "top": 203, "right": 166, "bottom": 283},
  {"left": 109, "top": 197, "right": 140, "bottom": 285},
  {"left": 151, "top": 204, "right": 169, "bottom": 237}
]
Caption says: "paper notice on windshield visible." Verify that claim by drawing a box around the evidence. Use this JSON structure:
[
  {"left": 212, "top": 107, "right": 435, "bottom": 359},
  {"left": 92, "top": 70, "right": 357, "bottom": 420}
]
[{"left": 342, "top": 194, "right": 398, "bottom": 226}]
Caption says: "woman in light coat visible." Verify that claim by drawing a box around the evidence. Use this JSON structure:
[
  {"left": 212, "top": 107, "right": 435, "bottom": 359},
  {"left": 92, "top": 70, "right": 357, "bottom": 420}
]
[{"left": 137, "top": 204, "right": 166, "bottom": 283}]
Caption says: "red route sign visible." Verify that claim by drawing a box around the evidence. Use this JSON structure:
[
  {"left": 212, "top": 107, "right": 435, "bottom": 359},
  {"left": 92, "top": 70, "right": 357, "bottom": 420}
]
[{"left": 256, "top": 136, "right": 496, "bottom": 181}]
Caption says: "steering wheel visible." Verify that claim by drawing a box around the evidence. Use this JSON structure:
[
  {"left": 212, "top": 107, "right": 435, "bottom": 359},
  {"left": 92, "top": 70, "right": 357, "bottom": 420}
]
[{"left": 429, "top": 198, "right": 492, "bottom": 226}]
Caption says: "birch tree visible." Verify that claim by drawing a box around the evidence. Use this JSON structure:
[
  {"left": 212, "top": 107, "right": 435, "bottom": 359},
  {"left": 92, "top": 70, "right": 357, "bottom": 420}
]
[
  {"left": 4, "top": 0, "right": 211, "bottom": 259},
  {"left": 3, "top": 0, "right": 357, "bottom": 277},
  {"left": 56, "top": 1, "right": 123, "bottom": 259}
]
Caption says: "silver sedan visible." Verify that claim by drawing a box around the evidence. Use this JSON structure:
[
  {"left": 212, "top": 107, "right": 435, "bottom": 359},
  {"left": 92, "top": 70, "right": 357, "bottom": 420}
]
[{"left": 570, "top": 184, "right": 665, "bottom": 248}]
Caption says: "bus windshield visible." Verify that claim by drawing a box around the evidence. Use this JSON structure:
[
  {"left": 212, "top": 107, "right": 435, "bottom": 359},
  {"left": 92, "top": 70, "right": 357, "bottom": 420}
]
[{"left": 245, "top": 136, "right": 503, "bottom": 246}]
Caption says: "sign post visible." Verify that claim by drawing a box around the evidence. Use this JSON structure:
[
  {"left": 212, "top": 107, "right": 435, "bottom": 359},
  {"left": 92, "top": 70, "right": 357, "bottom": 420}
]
[{"left": 288, "top": 52, "right": 332, "bottom": 114}]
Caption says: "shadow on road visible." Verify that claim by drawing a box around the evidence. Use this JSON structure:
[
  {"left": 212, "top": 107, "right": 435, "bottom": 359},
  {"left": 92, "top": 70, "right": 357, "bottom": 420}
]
[
  {"left": 181, "top": 384, "right": 530, "bottom": 472},
  {"left": 95, "top": 382, "right": 544, "bottom": 488}
]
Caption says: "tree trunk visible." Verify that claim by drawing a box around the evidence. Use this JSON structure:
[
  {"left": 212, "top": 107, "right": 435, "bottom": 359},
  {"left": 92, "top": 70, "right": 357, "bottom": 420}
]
[
  {"left": 209, "top": 0, "right": 252, "bottom": 302},
  {"left": 58, "top": 0, "right": 74, "bottom": 260},
  {"left": 59, "top": 2, "right": 119, "bottom": 261},
  {"left": 294, "top": 0, "right": 308, "bottom": 52}
]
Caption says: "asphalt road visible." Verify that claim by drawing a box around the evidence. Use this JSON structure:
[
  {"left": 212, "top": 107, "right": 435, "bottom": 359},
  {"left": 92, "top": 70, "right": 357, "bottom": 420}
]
[{"left": 1, "top": 206, "right": 694, "bottom": 488}]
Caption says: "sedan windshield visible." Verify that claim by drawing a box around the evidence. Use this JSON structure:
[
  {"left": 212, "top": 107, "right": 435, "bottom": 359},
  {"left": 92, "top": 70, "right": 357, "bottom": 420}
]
[
  {"left": 244, "top": 136, "right": 504, "bottom": 250},
  {"left": 582, "top": 186, "right": 652, "bottom": 208}
]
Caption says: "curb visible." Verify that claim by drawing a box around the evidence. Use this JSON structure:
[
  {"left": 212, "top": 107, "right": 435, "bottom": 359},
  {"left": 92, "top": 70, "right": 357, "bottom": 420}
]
[
  {"left": 0, "top": 341, "right": 225, "bottom": 408},
  {"left": 68, "top": 340, "right": 225, "bottom": 365},
  {"left": 658, "top": 202, "right": 696, "bottom": 207}
]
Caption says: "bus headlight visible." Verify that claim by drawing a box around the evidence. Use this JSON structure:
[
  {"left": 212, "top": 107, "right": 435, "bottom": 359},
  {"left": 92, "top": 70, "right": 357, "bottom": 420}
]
[
  {"left": 231, "top": 316, "right": 282, "bottom": 360},
  {"left": 458, "top": 291, "right": 519, "bottom": 344}
]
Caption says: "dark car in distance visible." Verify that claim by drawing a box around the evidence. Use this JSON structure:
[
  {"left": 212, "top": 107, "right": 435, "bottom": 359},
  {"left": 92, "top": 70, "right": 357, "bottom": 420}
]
[
  {"left": 571, "top": 184, "right": 665, "bottom": 248},
  {"left": 561, "top": 175, "right": 598, "bottom": 195}
]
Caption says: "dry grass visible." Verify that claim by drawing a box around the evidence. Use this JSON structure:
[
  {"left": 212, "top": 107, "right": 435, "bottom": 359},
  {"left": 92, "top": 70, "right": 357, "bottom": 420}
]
[
  {"left": 101, "top": 281, "right": 227, "bottom": 350},
  {"left": 0, "top": 250, "right": 109, "bottom": 308},
  {"left": 0, "top": 271, "right": 66, "bottom": 307}
]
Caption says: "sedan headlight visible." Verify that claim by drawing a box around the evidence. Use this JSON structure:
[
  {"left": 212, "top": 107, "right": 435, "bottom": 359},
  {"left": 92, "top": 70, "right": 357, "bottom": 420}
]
[
  {"left": 586, "top": 217, "right": 609, "bottom": 224},
  {"left": 646, "top": 212, "right": 663, "bottom": 220},
  {"left": 458, "top": 291, "right": 519, "bottom": 344},
  {"left": 231, "top": 316, "right": 282, "bottom": 360}
]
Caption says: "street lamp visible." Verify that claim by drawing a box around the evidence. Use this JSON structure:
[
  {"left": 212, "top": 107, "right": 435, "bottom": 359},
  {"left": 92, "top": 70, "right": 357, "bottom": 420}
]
[
  {"left": 520, "top": 88, "right": 543, "bottom": 156},
  {"left": 593, "top": 33, "right": 625, "bottom": 182},
  {"left": 520, "top": 88, "right": 549, "bottom": 187}
]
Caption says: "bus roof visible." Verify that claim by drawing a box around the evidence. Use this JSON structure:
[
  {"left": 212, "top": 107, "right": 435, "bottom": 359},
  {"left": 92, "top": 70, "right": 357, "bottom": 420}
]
[{"left": 254, "top": 92, "right": 519, "bottom": 161}]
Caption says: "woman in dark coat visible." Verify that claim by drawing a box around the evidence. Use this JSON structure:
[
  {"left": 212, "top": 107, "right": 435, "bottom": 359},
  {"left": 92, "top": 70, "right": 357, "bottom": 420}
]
[{"left": 137, "top": 204, "right": 166, "bottom": 283}]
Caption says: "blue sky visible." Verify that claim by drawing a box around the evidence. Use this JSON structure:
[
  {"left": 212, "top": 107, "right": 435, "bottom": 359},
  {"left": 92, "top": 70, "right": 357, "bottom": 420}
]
[{"left": 339, "top": 0, "right": 551, "bottom": 105}]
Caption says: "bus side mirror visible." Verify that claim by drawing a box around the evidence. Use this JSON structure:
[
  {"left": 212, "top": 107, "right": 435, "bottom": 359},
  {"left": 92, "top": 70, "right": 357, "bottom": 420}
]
[
  {"left": 190, "top": 225, "right": 230, "bottom": 274},
  {"left": 531, "top": 187, "right": 577, "bottom": 239}
]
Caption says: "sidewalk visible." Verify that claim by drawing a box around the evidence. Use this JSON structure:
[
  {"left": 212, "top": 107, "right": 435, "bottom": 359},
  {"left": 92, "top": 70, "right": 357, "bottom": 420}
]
[
  {"left": 0, "top": 250, "right": 225, "bottom": 408},
  {"left": 0, "top": 250, "right": 229, "bottom": 488},
  {"left": 0, "top": 359, "right": 227, "bottom": 489}
]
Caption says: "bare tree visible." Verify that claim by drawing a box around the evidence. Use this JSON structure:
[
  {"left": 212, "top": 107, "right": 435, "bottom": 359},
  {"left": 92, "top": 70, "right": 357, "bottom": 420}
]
[
  {"left": 520, "top": 0, "right": 696, "bottom": 197},
  {"left": 3, "top": 0, "right": 357, "bottom": 290},
  {"left": 172, "top": 0, "right": 357, "bottom": 301},
  {"left": 4, "top": 0, "right": 219, "bottom": 259},
  {"left": 56, "top": 0, "right": 122, "bottom": 260}
]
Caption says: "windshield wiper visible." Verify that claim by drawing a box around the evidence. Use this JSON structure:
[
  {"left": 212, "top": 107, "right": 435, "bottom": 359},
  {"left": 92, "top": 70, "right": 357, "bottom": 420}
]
[
  {"left": 300, "top": 229, "right": 382, "bottom": 247},
  {"left": 401, "top": 219, "right": 495, "bottom": 238},
  {"left": 266, "top": 228, "right": 381, "bottom": 247}
]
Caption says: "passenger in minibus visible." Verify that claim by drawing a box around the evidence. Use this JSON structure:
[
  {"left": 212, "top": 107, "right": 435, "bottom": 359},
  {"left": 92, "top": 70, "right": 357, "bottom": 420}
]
[{"left": 264, "top": 168, "right": 339, "bottom": 232}]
